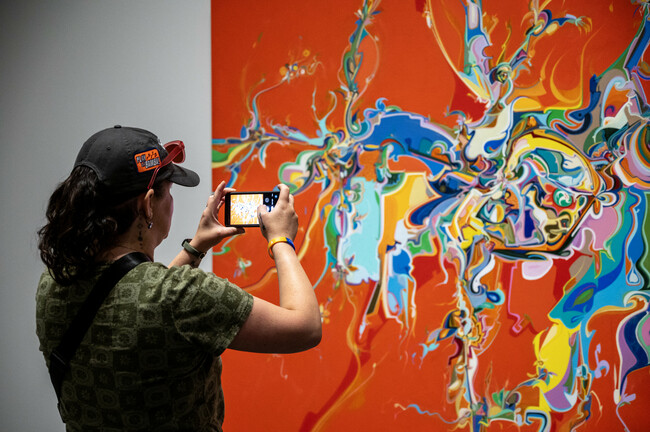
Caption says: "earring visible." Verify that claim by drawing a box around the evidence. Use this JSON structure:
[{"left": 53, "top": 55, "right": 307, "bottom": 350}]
[{"left": 147, "top": 221, "right": 153, "bottom": 229}]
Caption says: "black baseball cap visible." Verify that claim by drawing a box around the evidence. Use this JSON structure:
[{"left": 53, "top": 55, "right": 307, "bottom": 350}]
[{"left": 74, "top": 125, "right": 200, "bottom": 202}]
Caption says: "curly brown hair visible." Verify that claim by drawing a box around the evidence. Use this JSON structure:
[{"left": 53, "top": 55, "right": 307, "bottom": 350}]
[{"left": 37, "top": 166, "right": 162, "bottom": 285}]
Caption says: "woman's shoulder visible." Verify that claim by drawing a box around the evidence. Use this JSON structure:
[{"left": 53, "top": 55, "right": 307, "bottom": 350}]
[
  {"left": 37, "top": 266, "right": 99, "bottom": 299},
  {"left": 124, "top": 261, "right": 245, "bottom": 300},
  {"left": 125, "top": 261, "right": 216, "bottom": 284}
]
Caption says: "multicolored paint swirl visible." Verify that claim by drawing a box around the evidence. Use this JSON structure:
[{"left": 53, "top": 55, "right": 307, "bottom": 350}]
[{"left": 212, "top": 0, "right": 650, "bottom": 430}]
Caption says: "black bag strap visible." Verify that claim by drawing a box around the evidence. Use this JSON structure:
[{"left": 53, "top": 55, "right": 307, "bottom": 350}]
[{"left": 48, "top": 252, "right": 150, "bottom": 401}]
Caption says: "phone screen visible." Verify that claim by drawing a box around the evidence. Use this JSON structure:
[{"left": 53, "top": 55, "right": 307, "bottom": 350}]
[{"left": 224, "top": 191, "right": 280, "bottom": 227}]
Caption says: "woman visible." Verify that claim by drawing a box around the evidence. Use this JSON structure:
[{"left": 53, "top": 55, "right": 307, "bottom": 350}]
[{"left": 36, "top": 125, "right": 321, "bottom": 431}]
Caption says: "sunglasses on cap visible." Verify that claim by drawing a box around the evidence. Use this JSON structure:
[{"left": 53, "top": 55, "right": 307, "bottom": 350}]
[{"left": 147, "top": 140, "right": 186, "bottom": 190}]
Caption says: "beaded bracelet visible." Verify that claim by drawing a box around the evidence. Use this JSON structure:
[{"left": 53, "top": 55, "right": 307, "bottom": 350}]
[{"left": 267, "top": 236, "right": 295, "bottom": 259}]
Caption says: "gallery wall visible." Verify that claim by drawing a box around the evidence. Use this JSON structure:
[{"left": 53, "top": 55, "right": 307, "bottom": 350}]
[{"left": 0, "top": 1, "right": 212, "bottom": 430}]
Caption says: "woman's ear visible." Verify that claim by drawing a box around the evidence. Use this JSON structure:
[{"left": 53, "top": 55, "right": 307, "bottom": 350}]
[{"left": 141, "top": 189, "right": 156, "bottom": 221}]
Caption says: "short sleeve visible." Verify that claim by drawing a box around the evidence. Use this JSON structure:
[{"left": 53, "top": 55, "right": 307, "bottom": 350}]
[{"left": 163, "top": 265, "right": 254, "bottom": 355}]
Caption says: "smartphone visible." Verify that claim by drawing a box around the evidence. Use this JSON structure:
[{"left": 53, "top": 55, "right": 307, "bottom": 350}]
[{"left": 224, "top": 191, "right": 280, "bottom": 227}]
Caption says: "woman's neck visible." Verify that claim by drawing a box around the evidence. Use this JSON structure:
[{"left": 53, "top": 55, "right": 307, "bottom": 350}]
[
  {"left": 101, "top": 217, "right": 158, "bottom": 262},
  {"left": 101, "top": 243, "right": 152, "bottom": 262}
]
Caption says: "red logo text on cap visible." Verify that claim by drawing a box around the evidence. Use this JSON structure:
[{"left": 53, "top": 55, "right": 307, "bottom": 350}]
[{"left": 134, "top": 149, "right": 161, "bottom": 172}]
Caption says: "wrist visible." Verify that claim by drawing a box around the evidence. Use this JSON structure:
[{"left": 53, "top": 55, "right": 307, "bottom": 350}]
[
  {"left": 189, "top": 234, "right": 215, "bottom": 254},
  {"left": 182, "top": 238, "right": 207, "bottom": 260},
  {"left": 267, "top": 236, "right": 295, "bottom": 259}
]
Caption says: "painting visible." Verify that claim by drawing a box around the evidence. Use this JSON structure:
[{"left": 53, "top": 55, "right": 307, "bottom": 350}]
[{"left": 211, "top": 0, "right": 650, "bottom": 430}]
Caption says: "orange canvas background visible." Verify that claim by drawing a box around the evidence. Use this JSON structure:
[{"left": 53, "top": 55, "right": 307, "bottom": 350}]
[{"left": 211, "top": 1, "right": 647, "bottom": 431}]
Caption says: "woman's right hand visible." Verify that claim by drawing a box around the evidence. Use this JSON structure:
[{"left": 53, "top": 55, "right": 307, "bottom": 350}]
[
  {"left": 230, "top": 182, "right": 321, "bottom": 354},
  {"left": 257, "top": 184, "right": 298, "bottom": 242}
]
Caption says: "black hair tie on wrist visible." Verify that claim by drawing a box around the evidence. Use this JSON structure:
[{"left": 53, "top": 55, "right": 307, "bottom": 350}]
[{"left": 182, "top": 238, "right": 206, "bottom": 259}]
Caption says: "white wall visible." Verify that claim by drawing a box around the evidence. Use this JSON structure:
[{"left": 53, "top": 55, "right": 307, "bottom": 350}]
[{"left": 0, "top": 1, "right": 212, "bottom": 430}]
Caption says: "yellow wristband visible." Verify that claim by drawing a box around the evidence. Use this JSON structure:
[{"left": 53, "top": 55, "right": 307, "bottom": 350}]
[{"left": 267, "top": 236, "right": 295, "bottom": 259}]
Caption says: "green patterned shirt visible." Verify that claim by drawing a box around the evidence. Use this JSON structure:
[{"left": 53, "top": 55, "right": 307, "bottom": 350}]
[{"left": 36, "top": 261, "right": 254, "bottom": 431}]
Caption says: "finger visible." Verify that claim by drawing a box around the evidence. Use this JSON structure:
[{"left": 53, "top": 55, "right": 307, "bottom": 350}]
[
  {"left": 206, "top": 192, "right": 215, "bottom": 208},
  {"left": 213, "top": 181, "right": 227, "bottom": 201},
  {"left": 208, "top": 182, "right": 228, "bottom": 216},
  {"left": 206, "top": 187, "right": 219, "bottom": 206},
  {"left": 277, "top": 183, "right": 290, "bottom": 200}
]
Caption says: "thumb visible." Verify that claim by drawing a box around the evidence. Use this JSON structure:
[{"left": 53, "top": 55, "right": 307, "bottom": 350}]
[
  {"left": 225, "top": 226, "right": 246, "bottom": 236},
  {"left": 257, "top": 204, "right": 270, "bottom": 218},
  {"left": 257, "top": 204, "right": 268, "bottom": 234}
]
